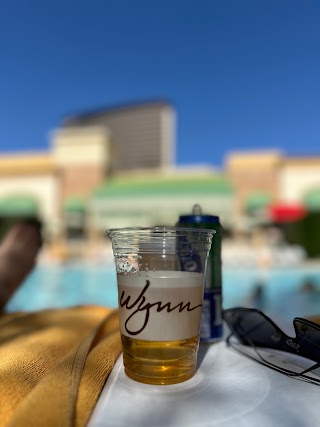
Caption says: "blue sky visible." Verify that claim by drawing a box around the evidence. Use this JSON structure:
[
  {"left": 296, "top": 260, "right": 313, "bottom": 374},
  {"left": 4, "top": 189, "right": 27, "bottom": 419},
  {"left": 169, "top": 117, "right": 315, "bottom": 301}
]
[{"left": 0, "top": 0, "right": 319, "bottom": 167}]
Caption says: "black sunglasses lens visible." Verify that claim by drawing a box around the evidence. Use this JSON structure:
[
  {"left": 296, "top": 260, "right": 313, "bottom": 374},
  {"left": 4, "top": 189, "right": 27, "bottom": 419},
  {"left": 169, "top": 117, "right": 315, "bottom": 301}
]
[
  {"left": 224, "top": 309, "right": 320, "bottom": 384},
  {"left": 224, "top": 310, "right": 285, "bottom": 350},
  {"left": 295, "top": 320, "right": 320, "bottom": 363}
]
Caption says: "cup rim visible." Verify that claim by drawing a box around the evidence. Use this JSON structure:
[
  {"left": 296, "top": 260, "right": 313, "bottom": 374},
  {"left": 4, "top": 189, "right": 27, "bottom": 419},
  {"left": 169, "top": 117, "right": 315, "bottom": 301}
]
[{"left": 106, "top": 226, "right": 215, "bottom": 236}]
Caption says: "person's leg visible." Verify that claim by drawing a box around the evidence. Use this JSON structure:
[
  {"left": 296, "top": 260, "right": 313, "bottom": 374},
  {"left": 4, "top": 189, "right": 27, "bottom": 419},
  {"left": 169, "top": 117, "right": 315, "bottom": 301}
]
[{"left": 0, "top": 223, "right": 42, "bottom": 311}]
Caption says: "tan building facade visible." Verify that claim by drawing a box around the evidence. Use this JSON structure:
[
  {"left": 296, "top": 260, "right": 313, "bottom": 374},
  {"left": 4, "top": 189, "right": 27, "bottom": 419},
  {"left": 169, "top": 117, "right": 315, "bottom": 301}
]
[
  {"left": 1, "top": 98, "right": 320, "bottom": 244},
  {"left": 0, "top": 153, "right": 59, "bottom": 234},
  {"left": 52, "top": 126, "right": 112, "bottom": 203},
  {"left": 0, "top": 101, "right": 177, "bottom": 239},
  {"left": 62, "top": 101, "right": 176, "bottom": 172},
  {"left": 225, "top": 151, "right": 282, "bottom": 215},
  {"left": 225, "top": 150, "right": 320, "bottom": 218}
]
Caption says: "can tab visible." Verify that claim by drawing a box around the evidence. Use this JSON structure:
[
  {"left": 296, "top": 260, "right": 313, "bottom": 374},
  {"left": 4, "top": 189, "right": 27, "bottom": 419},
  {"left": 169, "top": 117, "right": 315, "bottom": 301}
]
[{"left": 192, "top": 204, "right": 203, "bottom": 215}]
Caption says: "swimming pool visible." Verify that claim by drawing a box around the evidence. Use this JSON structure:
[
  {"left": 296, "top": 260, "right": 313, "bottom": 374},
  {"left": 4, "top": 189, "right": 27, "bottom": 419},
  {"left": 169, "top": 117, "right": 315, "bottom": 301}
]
[{"left": 6, "top": 261, "right": 320, "bottom": 322}]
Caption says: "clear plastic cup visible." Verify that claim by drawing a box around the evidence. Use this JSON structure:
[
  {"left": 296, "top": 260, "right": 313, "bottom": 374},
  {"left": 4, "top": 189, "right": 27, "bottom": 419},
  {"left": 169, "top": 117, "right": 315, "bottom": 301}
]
[{"left": 107, "top": 226, "right": 213, "bottom": 385}]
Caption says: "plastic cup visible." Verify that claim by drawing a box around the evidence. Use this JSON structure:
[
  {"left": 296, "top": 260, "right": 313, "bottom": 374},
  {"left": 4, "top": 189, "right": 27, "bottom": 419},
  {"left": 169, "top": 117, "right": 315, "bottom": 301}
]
[{"left": 107, "top": 226, "right": 213, "bottom": 385}]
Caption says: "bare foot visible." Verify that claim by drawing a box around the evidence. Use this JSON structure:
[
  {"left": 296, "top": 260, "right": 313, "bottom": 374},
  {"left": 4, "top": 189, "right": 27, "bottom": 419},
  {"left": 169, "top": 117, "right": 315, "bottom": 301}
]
[{"left": 0, "top": 223, "right": 42, "bottom": 311}]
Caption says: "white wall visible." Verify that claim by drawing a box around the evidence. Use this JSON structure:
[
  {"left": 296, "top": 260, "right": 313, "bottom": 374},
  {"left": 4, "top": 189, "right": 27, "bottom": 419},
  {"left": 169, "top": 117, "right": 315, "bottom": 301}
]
[
  {"left": 0, "top": 173, "right": 59, "bottom": 230},
  {"left": 160, "top": 107, "right": 176, "bottom": 168},
  {"left": 279, "top": 164, "right": 320, "bottom": 202},
  {"left": 52, "top": 127, "right": 111, "bottom": 167},
  {"left": 89, "top": 194, "right": 235, "bottom": 230}
]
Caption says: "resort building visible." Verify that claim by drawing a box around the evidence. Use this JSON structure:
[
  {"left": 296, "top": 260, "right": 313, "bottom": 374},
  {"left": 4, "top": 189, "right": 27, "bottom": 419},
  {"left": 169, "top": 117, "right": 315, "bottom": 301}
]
[
  {"left": 1, "top": 96, "right": 320, "bottom": 258},
  {"left": 225, "top": 150, "right": 320, "bottom": 217},
  {"left": 279, "top": 156, "right": 320, "bottom": 209},
  {"left": 61, "top": 100, "right": 176, "bottom": 172},
  {"left": 225, "top": 151, "right": 281, "bottom": 216},
  {"left": 88, "top": 169, "right": 235, "bottom": 232},
  {"left": 224, "top": 150, "right": 320, "bottom": 256},
  {"left": 0, "top": 152, "right": 58, "bottom": 238},
  {"left": 0, "top": 100, "right": 235, "bottom": 246}
]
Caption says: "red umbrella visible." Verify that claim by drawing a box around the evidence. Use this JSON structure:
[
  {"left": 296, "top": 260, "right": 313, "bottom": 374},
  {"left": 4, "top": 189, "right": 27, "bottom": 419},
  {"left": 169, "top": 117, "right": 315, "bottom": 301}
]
[{"left": 268, "top": 203, "right": 307, "bottom": 223}]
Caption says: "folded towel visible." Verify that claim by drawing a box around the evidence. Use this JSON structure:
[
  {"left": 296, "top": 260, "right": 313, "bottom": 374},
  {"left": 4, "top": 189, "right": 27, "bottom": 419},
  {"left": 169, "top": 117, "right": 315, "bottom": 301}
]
[{"left": 0, "top": 306, "right": 121, "bottom": 427}]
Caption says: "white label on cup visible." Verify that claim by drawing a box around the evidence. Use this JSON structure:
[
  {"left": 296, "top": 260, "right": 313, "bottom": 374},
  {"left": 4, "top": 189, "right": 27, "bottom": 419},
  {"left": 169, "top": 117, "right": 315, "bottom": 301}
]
[{"left": 118, "top": 271, "right": 204, "bottom": 341}]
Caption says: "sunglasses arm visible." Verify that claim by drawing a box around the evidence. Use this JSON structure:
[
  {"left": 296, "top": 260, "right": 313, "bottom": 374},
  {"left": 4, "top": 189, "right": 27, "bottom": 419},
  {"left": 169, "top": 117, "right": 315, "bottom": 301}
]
[{"left": 298, "top": 361, "right": 320, "bottom": 377}]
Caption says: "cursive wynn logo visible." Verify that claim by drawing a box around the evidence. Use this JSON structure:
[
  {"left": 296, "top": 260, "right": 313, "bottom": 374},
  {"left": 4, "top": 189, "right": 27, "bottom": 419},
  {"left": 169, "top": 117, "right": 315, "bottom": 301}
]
[{"left": 120, "top": 280, "right": 202, "bottom": 336}]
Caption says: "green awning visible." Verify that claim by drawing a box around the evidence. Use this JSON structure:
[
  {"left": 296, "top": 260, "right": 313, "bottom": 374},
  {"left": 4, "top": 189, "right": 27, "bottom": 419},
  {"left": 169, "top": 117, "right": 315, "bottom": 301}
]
[
  {"left": 246, "top": 193, "right": 272, "bottom": 213},
  {"left": 92, "top": 176, "right": 234, "bottom": 199},
  {"left": 0, "top": 195, "right": 39, "bottom": 217},
  {"left": 303, "top": 189, "right": 320, "bottom": 211},
  {"left": 63, "top": 197, "right": 87, "bottom": 213}
]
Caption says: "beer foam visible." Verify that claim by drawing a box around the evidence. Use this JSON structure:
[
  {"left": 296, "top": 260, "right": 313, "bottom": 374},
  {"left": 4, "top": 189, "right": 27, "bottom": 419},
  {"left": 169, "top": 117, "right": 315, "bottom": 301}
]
[{"left": 117, "top": 270, "right": 204, "bottom": 288}]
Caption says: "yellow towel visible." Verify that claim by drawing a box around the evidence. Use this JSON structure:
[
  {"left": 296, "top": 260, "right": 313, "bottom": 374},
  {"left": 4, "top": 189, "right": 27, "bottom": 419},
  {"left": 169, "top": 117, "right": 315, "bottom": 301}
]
[{"left": 0, "top": 306, "right": 121, "bottom": 427}]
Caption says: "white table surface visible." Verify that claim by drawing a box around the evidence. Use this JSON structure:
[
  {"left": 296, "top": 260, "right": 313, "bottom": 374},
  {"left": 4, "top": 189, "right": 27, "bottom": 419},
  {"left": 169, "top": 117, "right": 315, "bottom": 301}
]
[{"left": 88, "top": 341, "right": 319, "bottom": 427}]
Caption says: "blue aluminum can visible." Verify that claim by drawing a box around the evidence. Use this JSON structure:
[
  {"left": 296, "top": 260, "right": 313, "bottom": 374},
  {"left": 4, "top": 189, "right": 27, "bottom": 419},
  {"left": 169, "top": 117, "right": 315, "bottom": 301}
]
[{"left": 176, "top": 204, "right": 223, "bottom": 343}]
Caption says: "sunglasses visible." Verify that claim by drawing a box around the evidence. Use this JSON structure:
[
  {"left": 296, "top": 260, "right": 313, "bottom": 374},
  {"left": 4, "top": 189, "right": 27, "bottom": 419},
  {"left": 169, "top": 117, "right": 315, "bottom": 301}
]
[{"left": 223, "top": 307, "right": 320, "bottom": 385}]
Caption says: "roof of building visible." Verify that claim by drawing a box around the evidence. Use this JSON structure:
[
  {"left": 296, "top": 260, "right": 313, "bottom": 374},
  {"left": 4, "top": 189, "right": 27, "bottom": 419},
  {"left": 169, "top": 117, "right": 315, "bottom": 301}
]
[
  {"left": 0, "top": 194, "right": 39, "bottom": 217},
  {"left": 0, "top": 152, "right": 54, "bottom": 175},
  {"left": 283, "top": 155, "right": 320, "bottom": 166},
  {"left": 225, "top": 150, "right": 282, "bottom": 169},
  {"left": 63, "top": 197, "right": 87, "bottom": 213},
  {"left": 245, "top": 192, "right": 273, "bottom": 212},
  {"left": 303, "top": 188, "right": 320, "bottom": 210},
  {"left": 92, "top": 175, "right": 234, "bottom": 199},
  {"left": 62, "top": 99, "right": 173, "bottom": 128}
]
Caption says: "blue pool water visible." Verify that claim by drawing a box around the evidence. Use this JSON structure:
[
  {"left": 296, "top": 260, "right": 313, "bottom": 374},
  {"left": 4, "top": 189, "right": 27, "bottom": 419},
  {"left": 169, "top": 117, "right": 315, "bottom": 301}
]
[{"left": 6, "top": 262, "right": 320, "bottom": 321}]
